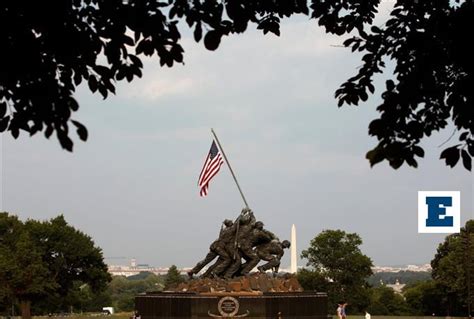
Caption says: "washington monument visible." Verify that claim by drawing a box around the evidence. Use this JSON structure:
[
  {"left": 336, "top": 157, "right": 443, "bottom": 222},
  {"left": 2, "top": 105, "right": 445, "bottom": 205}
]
[{"left": 290, "top": 224, "right": 297, "bottom": 273}]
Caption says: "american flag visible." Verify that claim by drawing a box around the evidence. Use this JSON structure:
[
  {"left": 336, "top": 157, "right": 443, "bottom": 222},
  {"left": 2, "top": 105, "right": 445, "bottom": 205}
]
[{"left": 198, "top": 140, "right": 225, "bottom": 197}]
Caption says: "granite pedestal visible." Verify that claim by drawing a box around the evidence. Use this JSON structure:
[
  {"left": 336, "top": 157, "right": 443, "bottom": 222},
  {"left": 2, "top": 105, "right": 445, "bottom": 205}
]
[{"left": 135, "top": 291, "right": 327, "bottom": 319}]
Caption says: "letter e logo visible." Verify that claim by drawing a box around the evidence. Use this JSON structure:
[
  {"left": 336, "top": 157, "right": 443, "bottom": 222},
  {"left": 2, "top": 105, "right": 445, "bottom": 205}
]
[{"left": 418, "top": 191, "right": 460, "bottom": 233}]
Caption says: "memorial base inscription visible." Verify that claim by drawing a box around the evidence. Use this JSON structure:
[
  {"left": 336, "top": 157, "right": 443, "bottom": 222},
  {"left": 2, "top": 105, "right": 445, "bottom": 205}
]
[{"left": 135, "top": 291, "right": 327, "bottom": 319}]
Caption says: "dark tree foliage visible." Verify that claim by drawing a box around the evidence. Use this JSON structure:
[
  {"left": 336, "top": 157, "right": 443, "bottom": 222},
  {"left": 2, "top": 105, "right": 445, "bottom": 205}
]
[
  {"left": 367, "top": 270, "right": 431, "bottom": 287},
  {"left": 301, "top": 229, "right": 373, "bottom": 312},
  {"left": 403, "top": 280, "right": 447, "bottom": 316},
  {"left": 0, "top": 213, "right": 111, "bottom": 319},
  {"left": 430, "top": 220, "right": 474, "bottom": 316},
  {"left": 367, "top": 286, "right": 411, "bottom": 315},
  {"left": 164, "top": 265, "right": 185, "bottom": 289},
  {"left": 1, "top": 0, "right": 472, "bottom": 169},
  {"left": 297, "top": 268, "right": 328, "bottom": 292},
  {"left": 107, "top": 273, "right": 165, "bottom": 312}
]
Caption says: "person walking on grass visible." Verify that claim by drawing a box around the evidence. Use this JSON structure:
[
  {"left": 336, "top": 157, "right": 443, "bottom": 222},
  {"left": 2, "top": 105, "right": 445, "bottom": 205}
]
[
  {"left": 338, "top": 302, "right": 348, "bottom": 319},
  {"left": 337, "top": 302, "right": 344, "bottom": 319}
]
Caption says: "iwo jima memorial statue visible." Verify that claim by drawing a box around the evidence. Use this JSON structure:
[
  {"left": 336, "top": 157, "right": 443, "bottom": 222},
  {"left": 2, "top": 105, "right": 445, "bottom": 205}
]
[{"left": 135, "top": 130, "right": 327, "bottom": 318}]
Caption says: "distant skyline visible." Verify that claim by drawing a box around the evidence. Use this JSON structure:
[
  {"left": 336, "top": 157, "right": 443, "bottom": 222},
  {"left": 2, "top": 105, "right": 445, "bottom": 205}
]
[
  {"left": 106, "top": 257, "right": 432, "bottom": 270},
  {"left": 1, "top": 2, "right": 472, "bottom": 269},
  {"left": 106, "top": 258, "right": 432, "bottom": 277}
]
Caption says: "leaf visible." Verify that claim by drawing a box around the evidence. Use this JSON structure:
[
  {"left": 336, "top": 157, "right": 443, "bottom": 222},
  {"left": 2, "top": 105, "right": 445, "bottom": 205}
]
[
  {"left": 0, "top": 116, "right": 10, "bottom": 132},
  {"left": 45, "top": 125, "right": 54, "bottom": 138},
  {"left": 169, "top": 6, "right": 177, "bottom": 19},
  {"left": 257, "top": 17, "right": 281, "bottom": 36},
  {"left": 116, "top": 69, "right": 125, "bottom": 81},
  {"left": 194, "top": 22, "right": 202, "bottom": 42},
  {"left": 136, "top": 40, "right": 153, "bottom": 56},
  {"left": 268, "top": 21, "right": 281, "bottom": 36},
  {"left": 128, "top": 54, "right": 143, "bottom": 68},
  {"left": 440, "top": 146, "right": 460, "bottom": 168},
  {"left": 204, "top": 30, "right": 222, "bottom": 51},
  {"left": 405, "top": 156, "right": 418, "bottom": 168},
  {"left": 94, "top": 65, "right": 110, "bottom": 77},
  {"left": 461, "top": 149, "right": 471, "bottom": 171},
  {"left": 123, "top": 35, "right": 134, "bottom": 46},
  {"left": 103, "top": 79, "right": 116, "bottom": 94},
  {"left": 125, "top": 70, "right": 134, "bottom": 82},
  {"left": 368, "top": 83, "right": 375, "bottom": 94},
  {"left": 366, "top": 147, "right": 385, "bottom": 167},
  {"left": 98, "top": 85, "right": 108, "bottom": 99},
  {"left": 0, "top": 102, "right": 6, "bottom": 117},
  {"left": 11, "top": 127, "right": 19, "bottom": 139},
  {"left": 134, "top": 31, "right": 141, "bottom": 43},
  {"left": 468, "top": 141, "right": 474, "bottom": 156},
  {"left": 58, "top": 132, "right": 73, "bottom": 152},
  {"left": 68, "top": 98, "right": 79, "bottom": 111},
  {"left": 368, "top": 119, "right": 383, "bottom": 136},
  {"left": 73, "top": 71, "right": 82, "bottom": 86},
  {"left": 29, "top": 123, "right": 42, "bottom": 136},
  {"left": 413, "top": 146, "right": 424, "bottom": 158},
  {"left": 133, "top": 67, "right": 142, "bottom": 78},
  {"left": 170, "top": 45, "right": 184, "bottom": 63},
  {"left": 389, "top": 158, "right": 404, "bottom": 169},
  {"left": 371, "top": 26, "right": 381, "bottom": 33},
  {"left": 352, "top": 41, "right": 360, "bottom": 52},
  {"left": 386, "top": 80, "right": 395, "bottom": 91},
  {"left": 88, "top": 76, "right": 98, "bottom": 93},
  {"left": 343, "top": 38, "right": 356, "bottom": 46},
  {"left": 71, "top": 120, "right": 88, "bottom": 141}
]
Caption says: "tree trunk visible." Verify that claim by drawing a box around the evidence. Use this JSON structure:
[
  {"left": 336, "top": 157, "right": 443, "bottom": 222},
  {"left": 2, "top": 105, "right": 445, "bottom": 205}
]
[{"left": 20, "top": 299, "right": 31, "bottom": 319}]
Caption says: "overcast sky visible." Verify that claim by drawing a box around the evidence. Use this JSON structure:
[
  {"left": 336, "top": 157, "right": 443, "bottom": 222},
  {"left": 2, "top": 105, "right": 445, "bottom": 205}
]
[{"left": 1, "top": 3, "right": 472, "bottom": 270}]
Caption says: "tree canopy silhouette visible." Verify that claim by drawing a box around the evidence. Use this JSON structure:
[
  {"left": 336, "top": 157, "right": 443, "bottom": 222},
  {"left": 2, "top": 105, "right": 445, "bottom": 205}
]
[
  {"left": 0, "top": 213, "right": 111, "bottom": 319},
  {"left": 300, "top": 229, "right": 373, "bottom": 311},
  {"left": 431, "top": 220, "right": 474, "bottom": 316},
  {"left": 0, "top": 0, "right": 472, "bottom": 169}
]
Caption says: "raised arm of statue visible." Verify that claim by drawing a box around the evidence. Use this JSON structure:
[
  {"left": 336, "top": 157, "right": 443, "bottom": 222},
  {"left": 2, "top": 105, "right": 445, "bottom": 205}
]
[
  {"left": 236, "top": 208, "right": 256, "bottom": 226},
  {"left": 249, "top": 211, "right": 256, "bottom": 225}
]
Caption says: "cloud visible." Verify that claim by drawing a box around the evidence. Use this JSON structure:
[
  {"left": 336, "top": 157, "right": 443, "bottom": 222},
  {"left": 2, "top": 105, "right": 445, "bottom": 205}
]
[
  {"left": 116, "top": 126, "right": 209, "bottom": 142},
  {"left": 243, "top": 142, "right": 369, "bottom": 176},
  {"left": 109, "top": 1, "right": 397, "bottom": 104},
  {"left": 117, "top": 18, "right": 354, "bottom": 103},
  {"left": 124, "top": 75, "right": 197, "bottom": 101}
]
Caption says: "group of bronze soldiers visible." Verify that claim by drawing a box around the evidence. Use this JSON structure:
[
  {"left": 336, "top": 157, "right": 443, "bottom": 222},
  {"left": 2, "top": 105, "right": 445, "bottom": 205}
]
[{"left": 188, "top": 208, "right": 291, "bottom": 279}]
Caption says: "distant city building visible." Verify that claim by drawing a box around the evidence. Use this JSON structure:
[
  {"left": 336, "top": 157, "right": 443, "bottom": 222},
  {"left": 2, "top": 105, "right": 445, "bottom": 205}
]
[
  {"left": 107, "top": 259, "right": 430, "bottom": 277},
  {"left": 371, "top": 263, "right": 431, "bottom": 273},
  {"left": 386, "top": 279, "right": 406, "bottom": 294},
  {"left": 107, "top": 259, "right": 191, "bottom": 277}
]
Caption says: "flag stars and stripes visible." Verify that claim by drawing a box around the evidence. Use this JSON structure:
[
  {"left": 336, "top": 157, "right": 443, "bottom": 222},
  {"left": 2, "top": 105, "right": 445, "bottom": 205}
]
[{"left": 198, "top": 141, "right": 225, "bottom": 197}]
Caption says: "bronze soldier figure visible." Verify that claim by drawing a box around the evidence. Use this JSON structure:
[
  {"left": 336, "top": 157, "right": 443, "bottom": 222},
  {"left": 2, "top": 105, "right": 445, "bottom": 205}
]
[
  {"left": 188, "top": 219, "right": 235, "bottom": 278},
  {"left": 222, "top": 209, "right": 256, "bottom": 278},
  {"left": 188, "top": 208, "right": 290, "bottom": 279},
  {"left": 238, "top": 221, "right": 277, "bottom": 275},
  {"left": 256, "top": 240, "right": 291, "bottom": 274}
]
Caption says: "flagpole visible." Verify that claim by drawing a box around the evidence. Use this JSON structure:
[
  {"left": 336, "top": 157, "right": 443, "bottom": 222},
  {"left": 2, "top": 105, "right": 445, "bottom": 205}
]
[{"left": 211, "top": 128, "right": 249, "bottom": 209}]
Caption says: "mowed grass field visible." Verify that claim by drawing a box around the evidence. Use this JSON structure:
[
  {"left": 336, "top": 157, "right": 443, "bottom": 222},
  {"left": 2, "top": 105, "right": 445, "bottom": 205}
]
[
  {"left": 15, "top": 315, "right": 468, "bottom": 319},
  {"left": 336, "top": 317, "right": 469, "bottom": 319}
]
